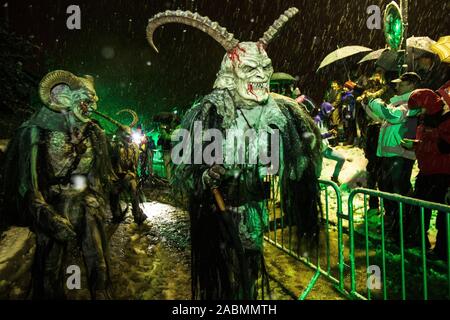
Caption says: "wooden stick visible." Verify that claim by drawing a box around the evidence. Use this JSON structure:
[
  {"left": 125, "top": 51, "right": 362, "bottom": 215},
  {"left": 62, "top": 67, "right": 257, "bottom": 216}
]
[{"left": 211, "top": 187, "right": 226, "bottom": 212}]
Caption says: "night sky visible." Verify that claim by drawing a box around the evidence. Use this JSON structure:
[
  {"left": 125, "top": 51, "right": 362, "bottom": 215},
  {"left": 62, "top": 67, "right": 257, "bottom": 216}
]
[{"left": 3, "top": 0, "right": 449, "bottom": 127}]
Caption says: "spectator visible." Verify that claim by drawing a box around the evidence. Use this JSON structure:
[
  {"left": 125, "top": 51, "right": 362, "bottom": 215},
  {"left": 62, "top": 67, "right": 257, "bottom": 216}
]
[
  {"left": 403, "top": 82, "right": 450, "bottom": 260},
  {"left": 324, "top": 81, "right": 344, "bottom": 146},
  {"left": 314, "top": 102, "right": 347, "bottom": 184},
  {"left": 356, "top": 73, "right": 392, "bottom": 146},
  {"left": 342, "top": 81, "right": 357, "bottom": 146},
  {"left": 415, "top": 53, "right": 450, "bottom": 91},
  {"left": 358, "top": 72, "right": 393, "bottom": 212},
  {"left": 366, "top": 72, "right": 422, "bottom": 238},
  {"left": 324, "top": 81, "right": 343, "bottom": 121}
]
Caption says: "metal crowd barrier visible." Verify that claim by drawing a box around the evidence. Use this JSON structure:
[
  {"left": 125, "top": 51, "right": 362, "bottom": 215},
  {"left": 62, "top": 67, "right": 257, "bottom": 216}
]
[
  {"left": 264, "top": 180, "right": 450, "bottom": 300},
  {"left": 264, "top": 178, "right": 348, "bottom": 300},
  {"left": 347, "top": 188, "right": 450, "bottom": 300}
]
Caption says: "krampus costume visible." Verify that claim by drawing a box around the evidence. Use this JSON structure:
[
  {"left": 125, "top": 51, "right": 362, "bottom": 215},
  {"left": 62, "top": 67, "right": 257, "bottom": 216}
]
[
  {"left": 90, "top": 109, "right": 147, "bottom": 224},
  {"left": 1, "top": 71, "right": 115, "bottom": 299},
  {"left": 103, "top": 109, "right": 147, "bottom": 225},
  {"left": 147, "top": 8, "right": 322, "bottom": 299}
]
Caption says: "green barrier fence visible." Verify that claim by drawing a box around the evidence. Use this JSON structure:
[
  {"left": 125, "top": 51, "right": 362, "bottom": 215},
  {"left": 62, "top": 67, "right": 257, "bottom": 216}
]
[
  {"left": 348, "top": 188, "right": 450, "bottom": 300},
  {"left": 264, "top": 180, "right": 450, "bottom": 300},
  {"left": 264, "top": 178, "right": 349, "bottom": 300}
]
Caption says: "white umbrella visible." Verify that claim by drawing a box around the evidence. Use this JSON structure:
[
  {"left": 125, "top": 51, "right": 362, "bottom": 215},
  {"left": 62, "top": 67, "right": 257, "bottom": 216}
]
[
  {"left": 358, "top": 48, "right": 389, "bottom": 64},
  {"left": 317, "top": 46, "right": 373, "bottom": 72},
  {"left": 406, "top": 36, "right": 436, "bottom": 54}
]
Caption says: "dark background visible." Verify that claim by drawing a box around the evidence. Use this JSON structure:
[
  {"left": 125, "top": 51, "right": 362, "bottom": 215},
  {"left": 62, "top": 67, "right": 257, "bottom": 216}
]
[{"left": 1, "top": 0, "right": 449, "bottom": 135}]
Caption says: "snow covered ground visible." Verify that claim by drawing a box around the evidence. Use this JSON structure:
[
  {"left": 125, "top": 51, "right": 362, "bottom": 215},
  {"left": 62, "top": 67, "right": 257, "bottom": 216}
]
[{"left": 320, "top": 144, "right": 419, "bottom": 189}]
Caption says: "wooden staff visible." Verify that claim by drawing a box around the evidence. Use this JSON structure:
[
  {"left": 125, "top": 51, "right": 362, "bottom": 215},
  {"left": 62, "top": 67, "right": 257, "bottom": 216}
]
[{"left": 211, "top": 187, "right": 226, "bottom": 212}]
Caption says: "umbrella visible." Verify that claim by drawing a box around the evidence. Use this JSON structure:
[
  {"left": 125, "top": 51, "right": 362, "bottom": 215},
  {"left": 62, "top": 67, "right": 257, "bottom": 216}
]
[
  {"left": 431, "top": 36, "right": 450, "bottom": 63},
  {"left": 358, "top": 48, "right": 389, "bottom": 64},
  {"left": 375, "top": 50, "right": 401, "bottom": 72},
  {"left": 270, "top": 72, "right": 296, "bottom": 83},
  {"left": 358, "top": 36, "right": 436, "bottom": 66},
  {"left": 406, "top": 36, "right": 436, "bottom": 54},
  {"left": 316, "top": 46, "right": 373, "bottom": 72},
  {"left": 359, "top": 38, "right": 437, "bottom": 72}
]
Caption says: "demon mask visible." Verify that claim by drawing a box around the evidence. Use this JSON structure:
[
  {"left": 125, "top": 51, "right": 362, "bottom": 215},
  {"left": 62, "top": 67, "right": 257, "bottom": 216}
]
[
  {"left": 146, "top": 8, "right": 298, "bottom": 107},
  {"left": 39, "top": 70, "right": 98, "bottom": 123}
]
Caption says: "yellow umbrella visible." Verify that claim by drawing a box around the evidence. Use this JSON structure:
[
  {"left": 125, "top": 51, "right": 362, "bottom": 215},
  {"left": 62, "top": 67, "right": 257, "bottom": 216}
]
[{"left": 431, "top": 36, "right": 450, "bottom": 63}]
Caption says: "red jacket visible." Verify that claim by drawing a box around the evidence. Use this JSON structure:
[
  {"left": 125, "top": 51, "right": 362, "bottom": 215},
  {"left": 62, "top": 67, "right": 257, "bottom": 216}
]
[{"left": 415, "top": 112, "right": 450, "bottom": 175}]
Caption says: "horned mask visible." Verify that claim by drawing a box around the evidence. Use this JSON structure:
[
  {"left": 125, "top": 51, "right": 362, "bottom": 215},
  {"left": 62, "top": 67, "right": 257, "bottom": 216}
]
[{"left": 146, "top": 8, "right": 299, "bottom": 106}]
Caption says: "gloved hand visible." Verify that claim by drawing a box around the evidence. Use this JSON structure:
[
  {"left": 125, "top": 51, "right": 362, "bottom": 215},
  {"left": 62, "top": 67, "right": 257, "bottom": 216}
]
[
  {"left": 400, "top": 139, "right": 419, "bottom": 150},
  {"left": 33, "top": 195, "right": 77, "bottom": 242},
  {"left": 328, "top": 129, "right": 338, "bottom": 137},
  {"left": 202, "top": 164, "right": 227, "bottom": 189},
  {"left": 51, "top": 214, "right": 77, "bottom": 242},
  {"left": 400, "top": 139, "right": 414, "bottom": 150}
]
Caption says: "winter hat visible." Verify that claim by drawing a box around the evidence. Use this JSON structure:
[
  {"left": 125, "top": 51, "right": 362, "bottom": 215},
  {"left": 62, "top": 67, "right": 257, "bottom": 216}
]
[
  {"left": 437, "top": 80, "right": 450, "bottom": 107},
  {"left": 408, "top": 89, "right": 443, "bottom": 115},
  {"left": 320, "top": 102, "right": 334, "bottom": 116},
  {"left": 391, "top": 72, "right": 422, "bottom": 84},
  {"left": 344, "top": 80, "right": 356, "bottom": 90}
]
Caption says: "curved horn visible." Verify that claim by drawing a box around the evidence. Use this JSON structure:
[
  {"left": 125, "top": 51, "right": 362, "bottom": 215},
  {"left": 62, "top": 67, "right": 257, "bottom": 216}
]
[
  {"left": 258, "top": 7, "right": 299, "bottom": 47},
  {"left": 116, "top": 109, "right": 139, "bottom": 128},
  {"left": 146, "top": 10, "right": 239, "bottom": 52},
  {"left": 39, "top": 70, "right": 83, "bottom": 112},
  {"left": 80, "top": 75, "right": 98, "bottom": 101},
  {"left": 91, "top": 110, "right": 130, "bottom": 133}
]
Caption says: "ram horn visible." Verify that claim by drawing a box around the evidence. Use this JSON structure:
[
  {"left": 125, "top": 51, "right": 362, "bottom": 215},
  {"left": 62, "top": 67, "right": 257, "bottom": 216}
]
[
  {"left": 258, "top": 7, "right": 299, "bottom": 48},
  {"left": 146, "top": 10, "right": 239, "bottom": 52},
  {"left": 116, "top": 109, "right": 139, "bottom": 128},
  {"left": 39, "top": 70, "right": 83, "bottom": 112}
]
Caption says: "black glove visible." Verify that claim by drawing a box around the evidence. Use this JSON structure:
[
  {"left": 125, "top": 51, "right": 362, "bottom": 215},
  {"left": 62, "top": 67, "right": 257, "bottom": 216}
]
[
  {"left": 202, "top": 164, "right": 226, "bottom": 188},
  {"left": 32, "top": 195, "right": 77, "bottom": 242}
]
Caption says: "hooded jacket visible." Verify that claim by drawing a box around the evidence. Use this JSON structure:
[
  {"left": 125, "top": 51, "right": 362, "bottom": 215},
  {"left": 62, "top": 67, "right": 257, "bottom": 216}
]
[
  {"left": 368, "top": 92, "right": 421, "bottom": 160},
  {"left": 415, "top": 111, "right": 450, "bottom": 175}
]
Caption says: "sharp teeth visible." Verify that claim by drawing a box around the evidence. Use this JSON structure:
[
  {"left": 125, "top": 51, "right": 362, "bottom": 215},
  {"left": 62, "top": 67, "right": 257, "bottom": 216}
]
[{"left": 251, "top": 82, "right": 266, "bottom": 89}]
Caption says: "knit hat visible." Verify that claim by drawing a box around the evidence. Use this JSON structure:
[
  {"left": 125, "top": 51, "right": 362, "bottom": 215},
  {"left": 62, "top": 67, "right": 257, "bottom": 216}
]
[
  {"left": 320, "top": 102, "right": 334, "bottom": 116},
  {"left": 344, "top": 80, "right": 356, "bottom": 90},
  {"left": 408, "top": 89, "right": 443, "bottom": 115}
]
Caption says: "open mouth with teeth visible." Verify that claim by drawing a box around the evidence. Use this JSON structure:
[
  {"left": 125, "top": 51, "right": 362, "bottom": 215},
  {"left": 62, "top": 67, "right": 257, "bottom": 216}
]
[
  {"left": 79, "top": 100, "right": 96, "bottom": 117},
  {"left": 247, "top": 82, "right": 270, "bottom": 100},
  {"left": 80, "top": 101, "right": 90, "bottom": 115},
  {"left": 73, "top": 100, "right": 95, "bottom": 123},
  {"left": 248, "top": 82, "right": 269, "bottom": 90}
]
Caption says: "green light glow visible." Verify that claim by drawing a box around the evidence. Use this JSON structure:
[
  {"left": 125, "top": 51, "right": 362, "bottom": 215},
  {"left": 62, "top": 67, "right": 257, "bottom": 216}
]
[{"left": 384, "top": 2, "right": 404, "bottom": 51}]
